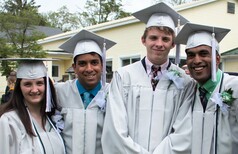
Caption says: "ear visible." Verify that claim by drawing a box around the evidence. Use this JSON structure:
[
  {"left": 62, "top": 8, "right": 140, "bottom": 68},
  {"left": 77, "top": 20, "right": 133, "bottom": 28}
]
[
  {"left": 72, "top": 63, "right": 77, "bottom": 72},
  {"left": 216, "top": 54, "right": 221, "bottom": 65},
  {"left": 141, "top": 37, "right": 146, "bottom": 45},
  {"left": 171, "top": 42, "right": 175, "bottom": 49},
  {"left": 72, "top": 63, "right": 75, "bottom": 68}
]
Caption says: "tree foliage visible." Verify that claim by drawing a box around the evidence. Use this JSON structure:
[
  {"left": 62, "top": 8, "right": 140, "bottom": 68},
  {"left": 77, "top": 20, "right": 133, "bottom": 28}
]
[
  {"left": 42, "top": 6, "right": 82, "bottom": 32},
  {"left": 0, "top": 0, "right": 47, "bottom": 76},
  {"left": 42, "top": 0, "right": 131, "bottom": 30},
  {"left": 154, "top": 0, "right": 191, "bottom": 6},
  {"left": 153, "top": 0, "right": 192, "bottom": 6},
  {"left": 79, "top": 0, "right": 131, "bottom": 27}
]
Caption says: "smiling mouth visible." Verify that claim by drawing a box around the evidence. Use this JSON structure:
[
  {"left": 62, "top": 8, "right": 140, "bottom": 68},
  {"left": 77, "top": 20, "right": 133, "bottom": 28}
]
[
  {"left": 29, "top": 92, "right": 41, "bottom": 96},
  {"left": 153, "top": 49, "right": 163, "bottom": 52},
  {"left": 86, "top": 74, "right": 95, "bottom": 79},
  {"left": 193, "top": 66, "right": 205, "bottom": 71}
]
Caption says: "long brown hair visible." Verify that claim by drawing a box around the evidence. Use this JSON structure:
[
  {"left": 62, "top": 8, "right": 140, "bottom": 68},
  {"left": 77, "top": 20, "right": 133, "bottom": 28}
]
[{"left": 0, "top": 77, "right": 58, "bottom": 137}]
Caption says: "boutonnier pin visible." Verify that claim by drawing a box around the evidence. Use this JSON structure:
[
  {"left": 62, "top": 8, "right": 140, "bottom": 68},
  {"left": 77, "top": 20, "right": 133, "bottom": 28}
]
[
  {"left": 221, "top": 88, "right": 235, "bottom": 106},
  {"left": 95, "top": 90, "right": 108, "bottom": 112},
  {"left": 51, "top": 110, "right": 64, "bottom": 133},
  {"left": 165, "top": 69, "right": 184, "bottom": 89},
  {"left": 210, "top": 88, "right": 235, "bottom": 114}
]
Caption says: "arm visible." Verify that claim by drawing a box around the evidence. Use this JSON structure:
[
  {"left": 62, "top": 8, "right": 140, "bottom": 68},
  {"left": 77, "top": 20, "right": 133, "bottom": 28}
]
[
  {"left": 102, "top": 72, "right": 150, "bottom": 154},
  {"left": 230, "top": 98, "right": 238, "bottom": 153},
  {"left": 223, "top": 75, "right": 238, "bottom": 153},
  {"left": 153, "top": 78, "right": 195, "bottom": 154},
  {"left": 0, "top": 115, "right": 19, "bottom": 154}
]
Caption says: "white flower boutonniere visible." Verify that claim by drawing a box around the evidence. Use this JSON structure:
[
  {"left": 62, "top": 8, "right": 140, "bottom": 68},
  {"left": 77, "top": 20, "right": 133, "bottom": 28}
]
[
  {"left": 221, "top": 88, "right": 235, "bottom": 105},
  {"left": 51, "top": 110, "right": 64, "bottom": 133},
  {"left": 165, "top": 69, "right": 184, "bottom": 89},
  {"left": 95, "top": 90, "right": 108, "bottom": 112},
  {"left": 210, "top": 88, "right": 235, "bottom": 114}
]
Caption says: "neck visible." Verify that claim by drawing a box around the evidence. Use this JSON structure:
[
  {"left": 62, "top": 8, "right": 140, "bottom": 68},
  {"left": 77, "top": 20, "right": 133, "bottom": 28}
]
[
  {"left": 26, "top": 102, "right": 41, "bottom": 116},
  {"left": 26, "top": 102, "right": 44, "bottom": 129}
]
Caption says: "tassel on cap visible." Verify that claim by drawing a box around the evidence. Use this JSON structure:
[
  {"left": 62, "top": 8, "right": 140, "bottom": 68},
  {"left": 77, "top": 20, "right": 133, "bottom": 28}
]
[
  {"left": 102, "top": 41, "right": 107, "bottom": 87},
  {"left": 211, "top": 29, "right": 217, "bottom": 82},
  {"left": 46, "top": 73, "right": 53, "bottom": 112},
  {"left": 175, "top": 17, "right": 181, "bottom": 65},
  {"left": 45, "top": 62, "right": 53, "bottom": 112}
]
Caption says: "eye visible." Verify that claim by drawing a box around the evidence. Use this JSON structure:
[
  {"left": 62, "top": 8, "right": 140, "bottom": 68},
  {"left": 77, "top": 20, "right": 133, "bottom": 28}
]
[
  {"left": 162, "top": 36, "right": 171, "bottom": 42},
  {"left": 91, "top": 60, "right": 99, "bottom": 66},
  {"left": 36, "top": 81, "right": 44, "bottom": 86},
  {"left": 199, "top": 51, "right": 209, "bottom": 57},
  {"left": 148, "top": 35, "right": 158, "bottom": 41},
  {"left": 23, "top": 82, "right": 32, "bottom": 87},
  {"left": 78, "top": 61, "right": 86, "bottom": 67},
  {"left": 186, "top": 52, "right": 195, "bottom": 59}
]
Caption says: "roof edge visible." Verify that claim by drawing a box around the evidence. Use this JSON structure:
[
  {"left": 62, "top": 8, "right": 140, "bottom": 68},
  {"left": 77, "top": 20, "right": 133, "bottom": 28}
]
[{"left": 38, "top": 0, "right": 218, "bottom": 44}]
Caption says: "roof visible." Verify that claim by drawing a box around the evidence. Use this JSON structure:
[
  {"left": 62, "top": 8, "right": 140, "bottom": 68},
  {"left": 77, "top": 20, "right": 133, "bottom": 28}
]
[
  {"left": 34, "top": 26, "right": 63, "bottom": 37},
  {"left": 0, "top": 26, "right": 63, "bottom": 39},
  {"left": 39, "top": 0, "right": 218, "bottom": 45},
  {"left": 221, "top": 47, "right": 238, "bottom": 56}
]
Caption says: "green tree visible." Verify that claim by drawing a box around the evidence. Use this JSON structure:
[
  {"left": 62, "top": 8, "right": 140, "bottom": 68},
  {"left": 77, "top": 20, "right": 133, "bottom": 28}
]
[
  {"left": 0, "top": 38, "right": 15, "bottom": 75},
  {"left": 154, "top": 0, "right": 192, "bottom": 6},
  {"left": 79, "top": 0, "right": 131, "bottom": 26},
  {"left": 43, "top": 6, "right": 82, "bottom": 32},
  {"left": 0, "top": 0, "right": 47, "bottom": 76}
]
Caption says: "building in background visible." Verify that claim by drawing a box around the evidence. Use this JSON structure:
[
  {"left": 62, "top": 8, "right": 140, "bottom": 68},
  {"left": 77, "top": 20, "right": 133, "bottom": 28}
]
[{"left": 1, "top": 0, "right": 237, "bottom": 95}]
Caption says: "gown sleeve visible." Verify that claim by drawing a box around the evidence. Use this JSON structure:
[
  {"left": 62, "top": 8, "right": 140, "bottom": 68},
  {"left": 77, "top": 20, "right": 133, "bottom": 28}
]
[
  {"left": 102, "top": 71, "right": 150, "bottom": 154},
  {"left": 102, "top": 69, "right": 195, "bottom": 154},
  {"left": 152, "top": 94, "right": 193, "bottom": 154},
  {"left": 0, "top": 114, "right": 20, "bottom": 154},
  {"left": 224, "top": 75, "right": 238, "bottom": 154}
]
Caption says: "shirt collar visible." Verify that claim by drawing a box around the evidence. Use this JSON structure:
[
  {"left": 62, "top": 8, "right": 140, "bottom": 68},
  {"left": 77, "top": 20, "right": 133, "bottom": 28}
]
[
  {"left": 199, "top": 69, "right": 222, "bottom": 93},
  {"left": 145, "top": 57, "right": 169, "bottom": 75},
  {"left": 76, "top": 80, "right": 102, "bottom": 97}
]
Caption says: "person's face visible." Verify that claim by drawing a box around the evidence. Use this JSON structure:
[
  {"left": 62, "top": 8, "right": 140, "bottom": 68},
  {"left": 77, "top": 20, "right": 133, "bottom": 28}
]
[
  {"left": 141, "top": 28, "right": 175, "bottom": 65},
  {"left": 186, "top": 45, "right": 220, "bottom": 85},
  {"left": 20, "top": 77, "right": 45, "bottom": 107},
  {"left": 182, "top": 65, "right": 190, "bottom": 75},
  {"left": 73, "top": 53, "right": 102, "bottom": 90}
]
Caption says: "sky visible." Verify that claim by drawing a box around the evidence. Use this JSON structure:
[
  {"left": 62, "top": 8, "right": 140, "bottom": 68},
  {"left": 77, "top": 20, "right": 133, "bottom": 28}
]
[{"left": 35, "top": 0, "right": 154, "bottom": 14}]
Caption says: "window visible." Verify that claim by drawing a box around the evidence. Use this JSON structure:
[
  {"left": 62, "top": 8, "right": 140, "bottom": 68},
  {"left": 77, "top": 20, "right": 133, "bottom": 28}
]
[
  {"left": 169, "top": 58, "right": 187, "bottom": 67},
  {"left": 227, "top": 2, "right": 235, "bottom": 14},
  {"left": 52, "top": 65, "right": 59, "bottom": 77},
  {"left": 106, "top": 60, "right": 113, "bottom": 82},
  {"left": 121, "top": 56, "right": 141, "bottom": 67}
]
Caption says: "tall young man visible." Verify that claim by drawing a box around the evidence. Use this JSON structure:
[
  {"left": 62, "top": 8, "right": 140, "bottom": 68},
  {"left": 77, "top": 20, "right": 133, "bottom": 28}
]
[{"left": 102, "top": 2, "right": 195, "bottom": 154}]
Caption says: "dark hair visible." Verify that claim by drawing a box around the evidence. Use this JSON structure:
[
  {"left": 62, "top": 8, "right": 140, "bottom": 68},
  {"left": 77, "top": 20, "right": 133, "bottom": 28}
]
[
  {"left": 141, "top": 26, "right": 175, "bottom": 41},
  {"left": 0, "top": 77, "right": 58, "bottom": 137},
  {"left": 73, "top": 52, "right": 103, "bottom": 64},
  {"left": 9, "top": 71, "right": 16, "bottom": 76}
]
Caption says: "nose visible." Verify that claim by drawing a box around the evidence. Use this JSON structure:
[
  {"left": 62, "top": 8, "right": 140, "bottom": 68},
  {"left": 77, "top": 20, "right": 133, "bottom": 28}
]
[
  {"left": 31, "top": 84, "right": 39, "bottom": 93},
  {"left": 193, "top": 54, "right": 202, "bottom": 64},
  {"left": 155, "top": 38, "right": 163, "bottom": 48},
  {"left": 85, "top": 64, "right": 93, "bottom": 72}
]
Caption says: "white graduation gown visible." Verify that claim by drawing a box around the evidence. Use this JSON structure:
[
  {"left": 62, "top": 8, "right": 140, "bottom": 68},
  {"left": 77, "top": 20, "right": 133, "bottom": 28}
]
[
  {"left": 0, "top": 110, "right": 65, "bottom": 154},
  {"left": 55, "top": 79, "right": 106, "bottom": 154},
  {"left": 192, "top": 73, "right": 238, "bottom": 154},
  {"left": 102, "top": 61, "right": 196, "bottom": 154}
]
